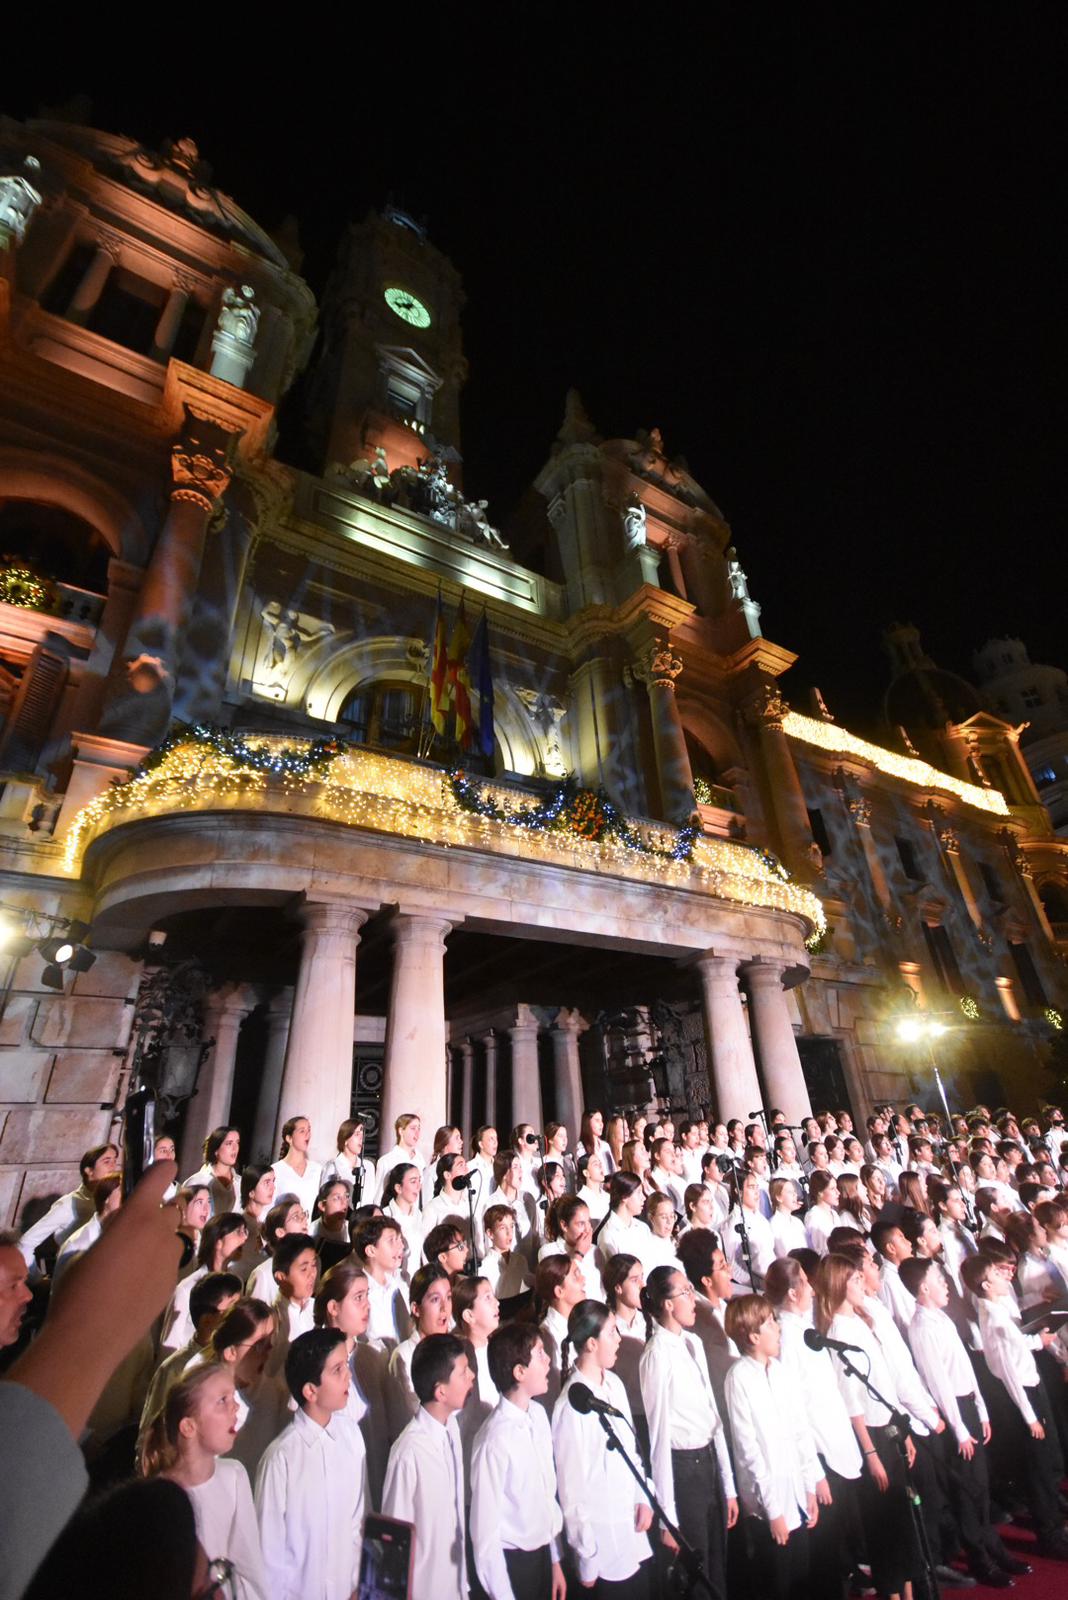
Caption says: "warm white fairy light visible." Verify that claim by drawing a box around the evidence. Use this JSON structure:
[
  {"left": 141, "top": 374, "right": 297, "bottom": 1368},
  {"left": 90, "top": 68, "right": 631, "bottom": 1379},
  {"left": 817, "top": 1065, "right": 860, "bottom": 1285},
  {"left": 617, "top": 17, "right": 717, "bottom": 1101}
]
[
  {"left": 63, "top": 735, "right": 826, "bottom": 934},
  {"left": 782, "top": 711, "right": 1009, "bottom": 816}
]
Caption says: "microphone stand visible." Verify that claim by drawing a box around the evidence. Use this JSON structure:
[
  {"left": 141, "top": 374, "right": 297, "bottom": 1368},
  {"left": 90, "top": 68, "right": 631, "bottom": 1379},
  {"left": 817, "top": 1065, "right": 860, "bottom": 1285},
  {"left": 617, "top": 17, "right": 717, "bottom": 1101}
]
[
  {"left": 590, "top": 1409, "right": 717, "bottom": 1598},
  {"left": 835, "top": 1349, "right": 940, "bottom": 1600},
  {"left": 463, "top": 1173, "right": 480, "bottom": 1277},
  {"left": 726, "top": 1162, "right": 756, "bottom": 1290}
]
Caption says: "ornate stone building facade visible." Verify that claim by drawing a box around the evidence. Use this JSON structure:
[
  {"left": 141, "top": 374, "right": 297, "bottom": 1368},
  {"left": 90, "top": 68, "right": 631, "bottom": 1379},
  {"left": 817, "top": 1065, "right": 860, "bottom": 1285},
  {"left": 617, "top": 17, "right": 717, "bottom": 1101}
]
[{"left": 0, "top": 116, "right": 1065, "bottom": 1225}]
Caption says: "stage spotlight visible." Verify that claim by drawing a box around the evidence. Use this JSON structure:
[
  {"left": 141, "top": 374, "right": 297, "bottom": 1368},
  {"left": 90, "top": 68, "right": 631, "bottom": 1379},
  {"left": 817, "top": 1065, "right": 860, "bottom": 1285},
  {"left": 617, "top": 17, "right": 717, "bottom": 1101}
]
[
  {"left": 66, "top": 945, "right": 96, "bottom": 973},
  {"left": 896, "top": 1017, "right": 922, "bottom": 1043},
  {"left": 40, "top": 937, "right": 74, "bottom": 964},
  {"left": 41, "top": 963, "right": 65, "bottom": 991}
]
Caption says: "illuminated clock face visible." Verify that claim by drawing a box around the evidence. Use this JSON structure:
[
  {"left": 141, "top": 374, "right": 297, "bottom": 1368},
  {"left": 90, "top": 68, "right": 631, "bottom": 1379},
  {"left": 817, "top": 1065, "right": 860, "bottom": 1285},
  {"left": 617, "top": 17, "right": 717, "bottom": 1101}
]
[{"left": 384, "top": 287, "right": 432, "bottom": 328}]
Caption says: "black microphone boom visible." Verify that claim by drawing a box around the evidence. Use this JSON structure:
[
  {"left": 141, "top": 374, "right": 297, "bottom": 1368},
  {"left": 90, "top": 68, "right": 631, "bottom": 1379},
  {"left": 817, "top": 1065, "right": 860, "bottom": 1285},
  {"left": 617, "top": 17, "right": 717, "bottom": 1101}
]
[
  {"left": 803, "top": 1326, "right": 865, "bottom": 1356},
  {"left": 451, "top": 1172, "right": 472, "bottom": 1190},
  {"left": 567, "top": 1381, "right": 626, "bottom": 1420}
]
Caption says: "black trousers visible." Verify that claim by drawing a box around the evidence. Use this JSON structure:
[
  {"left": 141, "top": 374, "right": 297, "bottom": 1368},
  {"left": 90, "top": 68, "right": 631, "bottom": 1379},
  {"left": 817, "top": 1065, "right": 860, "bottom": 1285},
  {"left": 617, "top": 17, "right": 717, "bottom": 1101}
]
[
  {"left": 592, "top": 1561, "right": 651, "bottom": 1598},
  {"left": 671, "top": 1443, "right": 727, "bottom": 1600},
  {"left": 745, "top": 1518, "right": 810, "bottom": 1600},
  {"left": 935, "top": 1394, "right": 1008, "bottom": 1571},
  {"left": 504, "top": 1544, "right": 551, "bottom": 1599},
  {"left": 855, "top": 1423, "right": 921, "bottom": 1597},
  {"left": 809, "top": 1462, "right": 862, "bottom": 1599},
  {"left": 1014, "top": 1380, "right": 1065, "bottom": 1537}
]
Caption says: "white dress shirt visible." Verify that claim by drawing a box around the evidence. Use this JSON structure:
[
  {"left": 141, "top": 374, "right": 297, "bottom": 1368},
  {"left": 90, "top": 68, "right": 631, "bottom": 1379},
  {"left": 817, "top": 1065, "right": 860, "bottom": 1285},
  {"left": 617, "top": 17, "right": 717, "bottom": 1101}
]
[
  {"left": 864, "top": 1296, "right": 938, "bottom": 1436},
  {"left": 365, "top": 1272, "right": 412, "bottom": 1350},
  {"left": 552, "top": 1370, "right": 651, "bottom": 1585},
  {"left": 640, "top": 1323, "right": 735, "bottom": 1526},
  {"left": 650, "top": 1165, "right": 688, "bottom": 1215},
  {"left": 908, "top": 1303, "right": 988, "bottom": 1446},
  {"left": 255, "top": 1407, "right": 366, "bottom": 1600},
  {"left": 479, "top": 1246, "right": 533, "bottom": 1299},
  {"left": 877, "top": 1259, "right": 918, "bottom": 1336},
  {"left": 457, "top": 1342, "right": 500, "bottom": 1497},
  {"left": 804, "top": 1202, "right": 838, "bottom": 1256},
  {"left": 18, "top": 1184, "right": 93, "bottom": 1265},
  {"left": 246, "top": 1257, "right": 281, "bottom": 1306},
  {"left": 471, "top": 1395, "right": 563, "bottom": 1599},
  {"left": 383, "top": 1406, "right": 467, "bottom": 1600},
  {"left": 270, "top": 1158, "right": 322, "bottom": 1218},
  {"left": 374, "top": 1144, "right": 426, "bottom": 1205},
  {"left": 776, "top": 1309, "right": 861, "bottom": 1479},
  {"left": 770, "top": 1210, "right": 808, "bottom": 1258},
  {"left": 977, "top": 1296, "right": 1044, "bottom": 1425},
  {"left": 52, "top": 1213, "right": 102, "bottom": 1284},
  {"left": 182, "top": 1165, "right": 241, "bottom": 1219},
  {"left": 385, "top": 1200, "right": 422, "bottom": 1276},
  {"left": 576, "top": 1183, "right": 609, "bottom": 1224},
  {"left": 322, "top": 1151, "right": 376, "bottom": 1205},
  {"left": 725, "top": 1354, "right": 821, "bottom": 1531},
  {"left": 724, "top": 1205, "right": 774, "bottom": 1286},
  {"left": 159, "top": 1265, "right": 208, "bottom": 1354},
  {"left": 226, "top": 1375, "right": 292, "bottom": 1481},
  {"left": 187, "top": 1458, "right": 269, "bottom": 1600},
  {"left": 419, "top": 1191, "right": 469, "bottom": 1257},
  {"left": 827, "top": 1310, "right": 909, "bottom": 1429},
  {"left": 386, "top": 1334, "right": 421, "bottom": 1438}
]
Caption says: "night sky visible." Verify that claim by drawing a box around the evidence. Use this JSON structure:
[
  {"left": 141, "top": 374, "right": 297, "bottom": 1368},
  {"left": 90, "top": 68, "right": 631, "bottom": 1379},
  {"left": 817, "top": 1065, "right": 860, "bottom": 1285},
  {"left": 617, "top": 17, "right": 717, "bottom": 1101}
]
[{"left": 10, "top": 17, "right": 1068, "bottom": 734}]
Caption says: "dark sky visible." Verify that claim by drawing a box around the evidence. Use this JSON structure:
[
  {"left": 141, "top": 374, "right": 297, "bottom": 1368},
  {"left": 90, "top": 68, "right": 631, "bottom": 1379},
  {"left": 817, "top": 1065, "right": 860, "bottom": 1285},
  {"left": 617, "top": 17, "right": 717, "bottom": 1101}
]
[{"left": 10, "top": 16, "right": 1068, "bottom": 733}]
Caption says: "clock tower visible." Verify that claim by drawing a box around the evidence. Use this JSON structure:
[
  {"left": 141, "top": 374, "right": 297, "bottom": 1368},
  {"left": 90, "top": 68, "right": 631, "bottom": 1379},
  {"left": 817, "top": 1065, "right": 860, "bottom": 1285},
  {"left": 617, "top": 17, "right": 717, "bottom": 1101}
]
[{"left": 307, "top": 205, "right": 467, "bottom": 483}]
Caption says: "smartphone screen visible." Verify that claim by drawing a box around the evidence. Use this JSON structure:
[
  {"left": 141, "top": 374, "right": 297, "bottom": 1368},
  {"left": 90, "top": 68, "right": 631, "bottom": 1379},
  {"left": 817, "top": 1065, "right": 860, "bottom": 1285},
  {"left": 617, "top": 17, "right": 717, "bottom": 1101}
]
[
  {"left": 122, "top": 1085, "right": 156, "bottom": 1198},
  {"left": 358, "top": 1514, "right": 414, "bottom": 1600}
]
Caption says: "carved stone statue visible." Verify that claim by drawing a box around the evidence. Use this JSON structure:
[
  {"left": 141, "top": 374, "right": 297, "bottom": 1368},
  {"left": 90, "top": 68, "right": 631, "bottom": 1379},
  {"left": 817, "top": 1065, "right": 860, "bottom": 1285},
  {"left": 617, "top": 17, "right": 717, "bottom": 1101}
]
[
  {"left": 217, "top": 284, "right": 260, "bottom": 346},
  {"left": 371, "top": 446, "right": 391, "bottom": 492},
  {"left": 462, "top": 498, "right": 509, "bottom": 549},
  {"left": 260, "top": 603, "right": 334, "bottom": 672},
  {"left": 0, "top": 155, "right": 43, "bottom": 249},
  {"left": 726, "top": 547, "right": 751, "bottom": 602},
  {"left": 623, "top": 500, "right": 648, "bottom": 550},
  {"left": 517, "top": 689, "right": 568, "bottom": 777}
]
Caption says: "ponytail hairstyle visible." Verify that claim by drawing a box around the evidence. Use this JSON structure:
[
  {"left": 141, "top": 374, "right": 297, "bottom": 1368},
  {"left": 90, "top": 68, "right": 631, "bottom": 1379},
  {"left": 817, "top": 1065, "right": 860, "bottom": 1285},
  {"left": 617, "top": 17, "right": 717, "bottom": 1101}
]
[
  {"left": 91, "top": 1172, "right": 122, "bottom": 1216},
  {"left": 382, "top": 1162, "right": 417, "bottom": 1207},
  {"left": 836, "top": 1174, "right": 866, "bottom": 1223},
  {"left": 807, "top": 1171, "right": 837, "bottom": 1209},
  {"left": 534, "top": 1254, "right": 571, "bottom": 1320},
  {"left": 278, "top": 1116, "right": 306, "bottom": 1160},
  {"left": 209, "top": 1297, "right": 273, "bottom": 1361},
  {"left": 263, "top": 1198, "right": 305, "bottom": 1253},
  {"left": 542, "top": 1196, "right": 562, "bottom": 1244},
  {"left": 240, "top": 1162, "right": 274, "bottom": 1208},
  {"left": 602, "top": 1252, "right": 641, "bottom": 1314},
  {"left": 140, "top": 1363, "right": 233, "bottom": 1477},
  {"left": 764, "top": 1253, "right": 805, "bottom": 1309},
  {"left": 640, "top": 1262, "right": 680, "bottom": 1340},
  {"left": 434, "top": 1152, "right": 462, "bottom": 1196},
  {"left": 608, "top": 1171, "right": 642, "bottom": 1215},
  {"left": 562, "top": 1297, "right": 610, "bottom": 1379},
  {"left": 451, "top": 1274, "right": 490, "bottom": 1334}
]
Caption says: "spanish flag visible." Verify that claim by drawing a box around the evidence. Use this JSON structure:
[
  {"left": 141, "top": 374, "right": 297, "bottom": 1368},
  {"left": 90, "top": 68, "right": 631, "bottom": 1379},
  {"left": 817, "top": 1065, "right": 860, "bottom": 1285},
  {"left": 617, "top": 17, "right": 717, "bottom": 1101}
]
[
  {"left": 448, "top": 594, "right": 474, "bottom": 750},
  {"left": 429, "top": 587, "right": 449, "bottom": 736}
]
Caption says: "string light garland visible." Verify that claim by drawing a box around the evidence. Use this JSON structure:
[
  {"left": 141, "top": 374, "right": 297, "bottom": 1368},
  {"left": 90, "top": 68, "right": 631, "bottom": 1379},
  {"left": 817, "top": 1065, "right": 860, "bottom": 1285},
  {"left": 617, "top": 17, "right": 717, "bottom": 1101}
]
[
  {"left": 959, "top": 995, "right": 981, "bottom": 1021},
  {"left": 0, "top": 564, "right": 51, "bottom": 611},
  {"left": 62, "top": 726, "right": 826, "bottom": 934},
  {"left": 781, "top": 711, "right": 1010, "bottom": 816}
]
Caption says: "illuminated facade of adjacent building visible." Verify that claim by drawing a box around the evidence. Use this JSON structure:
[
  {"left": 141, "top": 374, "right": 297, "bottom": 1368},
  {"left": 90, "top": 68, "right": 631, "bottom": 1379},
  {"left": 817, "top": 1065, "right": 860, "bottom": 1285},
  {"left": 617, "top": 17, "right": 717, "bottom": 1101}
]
[{"left": 0, "top": 116, "right": 1065, "bottom": 1226}]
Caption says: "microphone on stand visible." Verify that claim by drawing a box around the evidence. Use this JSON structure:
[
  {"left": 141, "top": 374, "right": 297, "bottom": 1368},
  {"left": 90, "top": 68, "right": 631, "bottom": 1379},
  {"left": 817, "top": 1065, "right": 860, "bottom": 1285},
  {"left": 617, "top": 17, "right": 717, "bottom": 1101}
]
[
  {"left": 803, "top": 1327, "right": 866, "bottom": 1356},
  {"left": 567, "top": 1381, "right": 626, "bottom": 1420},
  {"left": 452, "top": 1172, "right": 473, "bottom": 1190}
]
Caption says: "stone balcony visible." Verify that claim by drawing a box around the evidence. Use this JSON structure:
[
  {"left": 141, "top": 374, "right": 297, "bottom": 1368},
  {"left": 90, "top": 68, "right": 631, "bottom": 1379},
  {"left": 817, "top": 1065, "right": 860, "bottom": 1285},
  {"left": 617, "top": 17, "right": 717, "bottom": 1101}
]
[{"left": 62, "top": 729, "right": 825, "bottom": 942}]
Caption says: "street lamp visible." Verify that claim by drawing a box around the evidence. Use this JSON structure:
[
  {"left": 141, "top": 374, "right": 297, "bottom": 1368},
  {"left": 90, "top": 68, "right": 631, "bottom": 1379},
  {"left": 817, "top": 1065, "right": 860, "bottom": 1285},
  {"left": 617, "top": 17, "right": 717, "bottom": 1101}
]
[{"left": 895, "top": 1014, "right": 953, "bottom": 1127}]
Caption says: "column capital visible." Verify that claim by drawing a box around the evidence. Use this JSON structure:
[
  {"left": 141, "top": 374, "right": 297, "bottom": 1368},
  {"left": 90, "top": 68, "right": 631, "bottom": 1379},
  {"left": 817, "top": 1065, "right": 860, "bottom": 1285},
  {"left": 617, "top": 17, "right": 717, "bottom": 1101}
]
[
  {"left": 741, "top": 957, "right": 787, "bottom": 989},
  {"left": 389, "top": 910, "right": 454, "bottom": 949},
  {"left": 631, "top": 639, "right": 684, "bottom": 690},
  {"left": 511, "top": 1002, "right": 539, "bottom": 1034},
  {"left": 847, "top": 796, "right": 872, "bottom": 828},
  {"left": 695, "top": 951, "right": 743, "bottom": 983},
  {"left": 301, "top": 901, "right": 370, "bottom": 939},
  {"left": 552, "top": 1006, "right": 588, "bottom": 1036},
  {"left": 170, "top": 410, "right": 239, "bottom": 511}
]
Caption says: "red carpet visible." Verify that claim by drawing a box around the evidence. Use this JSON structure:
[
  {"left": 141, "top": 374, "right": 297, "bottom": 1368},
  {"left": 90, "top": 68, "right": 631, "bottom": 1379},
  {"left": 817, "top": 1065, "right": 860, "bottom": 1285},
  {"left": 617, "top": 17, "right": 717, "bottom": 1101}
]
[{"left": 944, "top": 1523, "right": 1068, "bottom": 1598}]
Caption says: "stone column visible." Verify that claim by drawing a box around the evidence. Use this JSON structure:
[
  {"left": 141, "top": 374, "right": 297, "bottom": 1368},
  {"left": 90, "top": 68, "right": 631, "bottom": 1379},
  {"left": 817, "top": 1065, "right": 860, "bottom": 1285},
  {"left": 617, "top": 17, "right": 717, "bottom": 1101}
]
[
  {"left": 209, "top": 284, "right": 260, "bottom": 389},
  {"left": 509, "top": 1004, "right": 543, "bottom": 1132},
  {"left": 934, "top": 820, "right": 985, "bottom": 932},
  {"left": 459, "top": 1037, "right": 475, "bottom": 1145},
  {"left": 181, "top": 986, "right": 254, "bottom": 1172},
  {"left": 743, "top": 959, "right": 812, "bottom": 1124},
  {"left": 66, "top": 237, "right": 118, "bottom": 323},
  {"left": 846, "top": 795, "right": 892, "bottom": 909},
  {"left": 251, "top": 987, "right": 294, "bottom": 1162},
  {"left": 150, "top": 283, "right": 190, "bottom": 364},
  {"left": 695, "top": 953, "right": 763, "bottom": 1121},
  {"left": 99, "top": 409, "right": 238, "bottom": 744},
  {"left": 631, "top": 639, "right": 696, "bottom": 822},
  {"left": 551, "top": 1008, "right": 587, "bottom": 1136},
  {"left": 481, "top": 1029, "right": 498, "bottom": 1127},
  {"left": 380, "top": 914, "right": 453, "bottom": 1150},
  {"left": 277, "top": 904, "right": 367, "bottom": 1160},
  {"left": 748, "top": 685, "right": 821, "bottom": 881}
]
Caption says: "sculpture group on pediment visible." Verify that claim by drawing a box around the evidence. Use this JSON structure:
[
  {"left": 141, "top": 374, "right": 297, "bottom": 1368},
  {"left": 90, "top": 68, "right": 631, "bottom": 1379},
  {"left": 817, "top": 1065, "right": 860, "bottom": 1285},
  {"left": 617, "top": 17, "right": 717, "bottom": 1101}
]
[
  {"left": 330, "top": 448, "right": 509, "bottom": 549},
  {"left": 0, "top": 154, "right": 43, "bottom": 248}
]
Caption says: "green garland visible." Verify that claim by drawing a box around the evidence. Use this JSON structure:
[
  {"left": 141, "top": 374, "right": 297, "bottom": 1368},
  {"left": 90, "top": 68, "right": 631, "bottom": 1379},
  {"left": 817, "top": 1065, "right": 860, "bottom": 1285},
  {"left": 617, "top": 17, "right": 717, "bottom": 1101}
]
[{"left": 134, "top": 723, "right": 347, "bottom": 781}]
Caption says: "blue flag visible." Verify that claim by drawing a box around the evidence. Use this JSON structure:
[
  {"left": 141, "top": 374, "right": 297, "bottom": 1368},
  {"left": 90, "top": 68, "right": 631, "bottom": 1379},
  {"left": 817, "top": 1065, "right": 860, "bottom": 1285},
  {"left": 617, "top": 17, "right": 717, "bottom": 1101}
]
[{"left": 470, "top": 609, "right": 495, "bottom": 760}]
